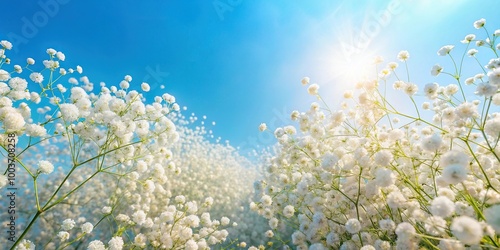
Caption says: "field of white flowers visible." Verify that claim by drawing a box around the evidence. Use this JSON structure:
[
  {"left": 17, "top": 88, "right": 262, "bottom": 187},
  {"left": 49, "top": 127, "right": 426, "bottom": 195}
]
[{"left": 1, "top": 18, "right": 500, "bottom": 250}]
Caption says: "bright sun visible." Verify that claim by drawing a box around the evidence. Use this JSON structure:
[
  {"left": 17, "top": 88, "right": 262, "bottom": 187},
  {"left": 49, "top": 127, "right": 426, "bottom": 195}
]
[{"left": 331, "top": 51, "right": 379, "bottom": 85}]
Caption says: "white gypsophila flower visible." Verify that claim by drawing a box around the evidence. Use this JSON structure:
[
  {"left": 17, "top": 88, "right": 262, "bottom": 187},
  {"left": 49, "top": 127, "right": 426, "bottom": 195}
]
[
  {"left": 162, "top": 93, "right": 176, "bottom": 103},
  {"left": 8, "top": 77, "right": 28, "bottom": 91},
  {"left": 484, "top": 116, "right": 500, "bottom": 137},
  {"left": 62, "top": 218, "right": 75, "bottom": 230},
  {"left": 438, "top": 188, "right": 456, "bottom": 201},
  {"left": 76, "top": 65, "right": 83, "bottom": 74},
  {"left": 440, "top": 150, "right": 469, "bottom": 168},
  {"left": 465, "top": 77, "right": 475, "bottom": 85},
  {"left": 444, "top": 84, "right": 458, "bottom": 96},
  {"left": 360, "top": 246, "right": 376, "bottom": 250},
  {"left": 387, "top": 191, "right": 406, "bottom": 209},
  {"left": 488, "top": 68, "right": 500, "bottom": 86},
  {"left": 1, "top": 40, "right": 13, "bottom": 50},
  {"left": 265, "top": 230, "right": 274, "bottom": 238},
  {"left": 441, "top": 164, "right": 468, "bottom": 185},
  {"left": 0, "top": 175, "right": 7, "bottom": 189},
  {"left": 326, "top": 232, "right": 339, "bottom": 246},
  {"left": 29, "top": 72, "right": 44, "bottom": 83},
  {"left": 88, "top": 240, "right": 105, "bottom": 250},
  {"left": 375, "top": 168, "right": 395, "bottom": 187},
  {"left": 301, "top": 77, "right": 310, "bottom": 85},
  {"left": 379, "top": 219, "right": 396, "bottom": 232},
  {"left": 259, "top": 123, "right": 267, "bottom": 131},
  {"left": 115, "top": 214, "right": 129, "bottom": 223},
  {"left": 81, "top": 222, "right": 93, "bottom": 234},
  {"left": 374, "top": 240, "right": 391, "bottom": 250},
  {"left": 424, "top": 82, "right": 439, "bottom": 99},
  {"left": 0, "top": 69, "right": 10, "bottom": 81},
  {"left": 132, "top": 210, "right": 146, "bottom": 225},
  {"left": 430, "top": 196, "right": 455, "bottom": 218},
  {"left": 16, "top": 239, "right": 35, "bottom": 250},
  {"left": 43, "top": 60, "right": 59, "bottom": 69},
  {"left": 59, "top": 103, "right": 80, "bottom": 122},
  {"left": 25, "top": 123, "right": 47, "bottom": 137},
  {"left": 57, "top": 231, "right": 70, "bottom": 241},
  {"left": 26, "top": 57, "right": 35, "bottom": 65},
  {"left": 144, "top": 179, "right": 155, "bottom": 193},
  {"left": 424, "top": 216, "right": 447, "bottom": 236},
  {"left": 56, "top": 51, "right": 65, "bottom": 61},
  {"left": 175, "top": 195, "right": 186, "bottom": 204},
  {"left": 119, "top": 80, "right": 129, "bottom": 89},
  {"left": 431, "top": 64, "right": 443, "bottom": 76},
  {"left": 455, "top": 102, "right": 478, "bottom": 119},
  {"left": 397, "top": 50, "right": 409, "bottom": 61},
  {"left": 185, "top": 239, "right": 198, "bottom": 250},
  {"left": 395, "top": 222, "right": 415, "bottom": 240},
  {"left": 345, "top": 218, "right": 361, "bottom": 234},
  {"left": 261, "top": 195, "right": 272, "bottom": 206},
  {"left": 0, "top": 82, "right": 9, "bottom": 95},
  {"left": 476, "top": 82, "right": 498, "bottom": 97},
  {"left": 468, "top": 48, "right": 478, "bottom": 57},
  {"left": 393, "top": 80, "right": 404, "bottom": 90},
  {"left": 2, "top": 109, "right": 26, "bottom": 132},
  {"left": 321, "top": 153, "right": 339, "bottom": 171},
  {"left": 134, "top": 233, "right": 147, "bottom": 248},
  {"left": 274, "top": 127, "right": 285, "bottom": 138},
  {"left": 38, "top": 160, "right": 54, "bottom": 174},
  {"left": 486, "top": 58, "right": 500, "bottom": 69},
  {"left": 451, "top": 216, "right": 483, "bottom": 245},
  {"left": 221, "top": 216, "right": 230, "bottom": 226},
  {"left": 308, "top": 83, "right": 319, "bottom": 95},
  {"left": 283, "top": 205, "right": 295, "bottom": 218},
  {"left": 474, "top": 18, "right": 486, "bottom": 29},
  {"left": 437, "top": 45, "right": 454, "bottom": 56},
  {"left": 484, "top": 204, "right": 500, "bottom": 233},
  {"left": 102, "top": 206, "right": 112, "bottom": 214},
  {"left": 462, "top": 34, "right": 476, "bottom": 43},
  {"left": 269, "top": 217, "right": 279, "bottom": 229},
  {"left": 284, "top": 125, "right": 296, "bottom": 135},
  {"left": 141, "top": 82, "right": 150, "bottom": 92},
  {"left": 421, "top": 133, "right": 442, "bottom": 151},
  {"left": 374, "top": 150, "right": 393, "bottom": 166},
  {"left": 46, "top": 48, "right": 57, "bottom": 56},
  {"left": 108, "top": 236, "right": 124, "bottom": 250},
  {"left": 438, "top": 239, "right": 464, "bottom": 250}
]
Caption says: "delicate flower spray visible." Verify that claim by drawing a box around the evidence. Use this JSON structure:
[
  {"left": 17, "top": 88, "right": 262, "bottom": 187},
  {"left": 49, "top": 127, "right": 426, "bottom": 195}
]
[
  {"left": 0, "top": 43, "right": 263, "bottom": 249},
  {"left": 2, "top": 17, "right": 500, "bottom": 250},
  {"left": 252, "top": 19, "right": 500, "bottom": 249}
]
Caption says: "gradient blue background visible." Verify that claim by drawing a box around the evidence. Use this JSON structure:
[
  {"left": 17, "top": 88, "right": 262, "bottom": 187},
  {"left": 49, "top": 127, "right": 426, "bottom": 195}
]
[{"left": 1, "top": 0, "right": 499, "bottom": 155}]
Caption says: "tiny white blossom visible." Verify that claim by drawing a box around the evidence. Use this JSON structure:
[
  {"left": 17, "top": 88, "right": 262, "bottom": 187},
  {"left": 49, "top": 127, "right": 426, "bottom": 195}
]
[
  {"left": 259, "top": 123, "right": 267, "bottom": 131},
  {"left": 57, "top": 231, "right": 70, "bottom": 241},
  {"left": 81, "top": 222, "right": 93, "bottom": 234},
  {"left": 473, "top": 18, "right": 486, "bottom": 29},
  {"left": 437, "top": 45, "right": 454, "bottom": 56},
  {"left": 308, "top": 83, "right": 319, "bottom": 95},
  {"left": 301, "top": 77, "right": 310, "bottom": 85},
  {"left": 397, "top": 50, "right": 410, "bottom": 61},
  {"left": 38, "top": 160, "right": 54, "bottom": 174},
  {"left": 141, "top": 82, "right": 150, "bottom": 92},
  {"left": 62, "top": 219, "right": 75, "bottom": 230},
  {"left": 451, "top": 216, "right": 483, "bottom": 245}
]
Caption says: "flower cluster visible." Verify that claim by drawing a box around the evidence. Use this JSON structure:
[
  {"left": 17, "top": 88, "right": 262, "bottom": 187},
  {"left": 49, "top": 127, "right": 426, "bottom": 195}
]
[
  {"left": 252, "top": 19, "right": 500, "bottom": 249},
  {"left": 0, "top": 42, "right": 262, "bottom": 249}
]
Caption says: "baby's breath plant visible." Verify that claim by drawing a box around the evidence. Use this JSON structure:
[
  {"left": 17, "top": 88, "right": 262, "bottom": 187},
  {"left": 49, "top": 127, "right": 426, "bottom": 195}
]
[
  {"left": 0, "top": 42, "right": 261, "bottom": 249},
  {"left": 252, "top": 18, "right": 500, "bottom": 249}
]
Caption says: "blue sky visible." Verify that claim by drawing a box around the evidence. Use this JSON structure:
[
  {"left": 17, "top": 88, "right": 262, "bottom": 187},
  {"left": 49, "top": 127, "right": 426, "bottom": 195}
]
[{"left": 1, "top": 0, "right": 499, "bottom": 155}]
